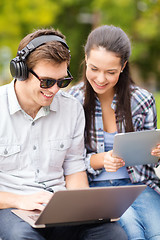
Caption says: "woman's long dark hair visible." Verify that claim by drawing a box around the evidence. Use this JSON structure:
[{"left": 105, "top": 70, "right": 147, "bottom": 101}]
[{"left": 83, "top": 25, "right": 134, "bottom": 149}]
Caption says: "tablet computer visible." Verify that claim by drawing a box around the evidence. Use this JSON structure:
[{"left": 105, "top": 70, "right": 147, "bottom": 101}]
[{"left": 112, "top": 129, "right": 160, "bottom": 167}]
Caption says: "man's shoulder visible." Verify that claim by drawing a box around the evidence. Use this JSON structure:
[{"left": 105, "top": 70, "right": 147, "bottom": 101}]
[
  {"left": 58, "top": 89, "right": 77, "bottom": 100},
  {"left": 51, "top": 90, "right": 84, "bottom": 119},
  {"left": 57, "top": 90, "right": 79, "bottom": 101},
  {"left": 0, "top": 83, "right": 9, "bottom": 98},
  {"left": 0, "top": 83, "right": 9, "bottom": 92},
  {"left": 54, "top": 90, "right": 83, "bottom": 109}
]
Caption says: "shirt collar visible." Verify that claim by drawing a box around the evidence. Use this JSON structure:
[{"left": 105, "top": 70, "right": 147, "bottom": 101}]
[
  {"left": 50, "top": 91, "right": 60, "bottom": 112},
  {"left": 8, "top": 80, "right": 21, "bottom": 115}
]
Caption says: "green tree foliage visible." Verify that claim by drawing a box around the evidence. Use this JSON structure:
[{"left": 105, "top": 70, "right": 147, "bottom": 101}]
[
  {"left": 53, "top": 0, "right": 93, "bottom": 81},
  {"left": 91, "top": 0, "right": 160, "bottom": 87},
  {"left": 0, "top": 0, "right": 60, "bottom": 53},
  {"left": 57, "top": 0, "right": 160, "bottom": 86},
  {"left": 0, "top": 0, "right": 159, "bottom": 87}
]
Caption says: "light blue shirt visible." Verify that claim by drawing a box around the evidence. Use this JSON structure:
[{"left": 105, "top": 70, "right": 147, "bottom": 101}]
[
  {"left": 94, "top": 131, "right": 129, "bottom": 181},
  {"left": 68, "top": 82, "right": 160, "bottom": 195},
  {"left": 0, "top": 80, "right": 86, "bottom": 194}
]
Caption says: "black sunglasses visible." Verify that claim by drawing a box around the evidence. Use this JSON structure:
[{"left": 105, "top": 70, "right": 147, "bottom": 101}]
[{"left": 29, "top": 69, "right": 73, "bottom": 89}]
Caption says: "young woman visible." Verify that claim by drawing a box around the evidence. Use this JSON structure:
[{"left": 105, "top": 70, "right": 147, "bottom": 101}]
[{"left": 69, "top": 25, "right": 160, "bottom": 239}]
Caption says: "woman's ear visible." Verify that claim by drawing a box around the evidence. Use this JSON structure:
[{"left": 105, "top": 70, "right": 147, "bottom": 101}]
[
  {"left": 121, "top": 61, "right": 127, "bottom": 71},
  {"left": 85, "top": 54, "right": 88, "bottom": 64}
]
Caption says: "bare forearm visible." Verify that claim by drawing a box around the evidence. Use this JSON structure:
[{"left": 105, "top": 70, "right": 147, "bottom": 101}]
[
  {"left": 90, "top": 152, "right": 105, "bottom": 170},
  {"left": 66, "top": 171, "right": 89, "bottom": 189},
  {"left": 0, "top": 192, "right": 21, "bottom": 209},
  {"left": 90, "top": 151, "right": 125, "bottom": 172}
]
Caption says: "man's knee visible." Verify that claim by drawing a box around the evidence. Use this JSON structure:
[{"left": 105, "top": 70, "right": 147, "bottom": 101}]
[
  {"left": 1, "top": 222, "right": 44, "bottom": 240},
  {"left": 79, "top": 222, "right": 128, "bottom": 240},
  {"left": 108, "top": 223, "right": 128, "bottom": 240}
]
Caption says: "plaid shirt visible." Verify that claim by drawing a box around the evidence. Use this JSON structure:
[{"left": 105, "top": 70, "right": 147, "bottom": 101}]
[{"left": 69, "top": 82, "right": 160, "bottom": 194}]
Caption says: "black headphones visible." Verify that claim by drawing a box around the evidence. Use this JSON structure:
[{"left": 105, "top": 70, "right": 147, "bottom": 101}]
[{"left": 10, "top": 35, "right": 70, "bottom": 81}]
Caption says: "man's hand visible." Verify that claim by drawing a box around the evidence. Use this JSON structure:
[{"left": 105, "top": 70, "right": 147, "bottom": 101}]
[
  {"left": 17, "top": 191, "right": 53, "bottom": 211},
  {"left": 0, "top": 191, "right": 53, "bottom": 211}
]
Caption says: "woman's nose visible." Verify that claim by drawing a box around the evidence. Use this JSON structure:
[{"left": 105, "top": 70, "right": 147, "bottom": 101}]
[{"left": 96, "top": 72, "right": 106, "bottom": 83}]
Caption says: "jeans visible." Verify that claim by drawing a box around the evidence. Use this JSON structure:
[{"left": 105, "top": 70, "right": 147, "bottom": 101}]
[
  {"left": 0, "top": 208, "right": 127, "bottom": 240},
  {"left": 90, "top": 179, "right": 160, "bottom": 240}
]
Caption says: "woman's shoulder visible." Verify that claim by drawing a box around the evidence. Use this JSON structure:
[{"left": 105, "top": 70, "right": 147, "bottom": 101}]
[
  {"left": 68, "top": 81, "right": 85, "bottom": 105},
  {"left": 130, "top": 84, "right": 155, "bottom": 102},
  {"left": 130, "top": 84, "right": 156, "bottom": 115}
]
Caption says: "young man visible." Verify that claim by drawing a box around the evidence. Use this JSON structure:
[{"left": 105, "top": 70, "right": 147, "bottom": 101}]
[{"left": 0, "top": 28, "right": 127, "bottom": 240}]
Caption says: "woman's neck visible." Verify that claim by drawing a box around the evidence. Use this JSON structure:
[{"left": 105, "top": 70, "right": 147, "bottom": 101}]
[{"left": 98, "top": 88, "right": 115, "bottom": 105}]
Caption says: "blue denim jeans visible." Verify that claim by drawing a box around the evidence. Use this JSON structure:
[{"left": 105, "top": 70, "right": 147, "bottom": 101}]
[
  {"left": 0, "top": 208, "right": 127, "bottom": 240},
  {"left": 90, "top": 179, "right": 160, "bottom": 240}
]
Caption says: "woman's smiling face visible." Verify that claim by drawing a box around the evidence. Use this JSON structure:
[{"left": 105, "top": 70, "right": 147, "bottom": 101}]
[{"left": 85, "top": 47, "right": 123, "bottom": 97}]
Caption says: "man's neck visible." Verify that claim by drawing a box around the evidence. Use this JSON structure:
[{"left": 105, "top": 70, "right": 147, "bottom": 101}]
[{"left": 14, "top": 80, "right": 40, "bottom": 119}]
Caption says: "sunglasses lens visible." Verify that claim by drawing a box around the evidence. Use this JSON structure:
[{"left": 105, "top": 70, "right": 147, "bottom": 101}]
[
  {"left": 40, "top": 79, "right": 56, "bottom": 88},
  {"left": 58, "top": 78, "right": 72, "bottom": 88},
  {"left": 40, "top": 77, "right": 72, "bottom": 89}
]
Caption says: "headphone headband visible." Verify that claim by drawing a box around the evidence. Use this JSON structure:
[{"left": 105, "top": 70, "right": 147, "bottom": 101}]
[
  {"left": 17, "top": 35, "right": 69, "bottom": 61},
  {"left": 10, "top": 35, "right": 70, "bottom": 81}
]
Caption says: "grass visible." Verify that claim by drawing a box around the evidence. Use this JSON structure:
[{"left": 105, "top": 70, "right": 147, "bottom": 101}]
[{"left": 154, "top": 92, "right": 160, "bottom": 129}]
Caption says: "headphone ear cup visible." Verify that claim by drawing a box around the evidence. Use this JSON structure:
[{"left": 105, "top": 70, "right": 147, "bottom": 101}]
[
  {"left": 10, "top": 59, "right": 28, "bottom": 81},
  {"left": 19, "top": 61, "right": 28, "bottom": 81},
  {"left": 10, "top": 59, "right": 18, "bottom": 79}
]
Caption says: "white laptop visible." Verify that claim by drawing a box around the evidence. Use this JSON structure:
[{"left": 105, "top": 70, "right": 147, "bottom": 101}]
[
  {"left": 12, "top": 185, "right": 146, "bottom": 228},
  {"left": 113, "top": 129, "right": 160, "bottom": 167}
]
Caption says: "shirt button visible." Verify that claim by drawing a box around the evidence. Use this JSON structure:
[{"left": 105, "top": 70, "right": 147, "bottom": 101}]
[
  {"left": 4, "top": 149, "right": 8, "bottom": 155},
  {"left": 32, "top": 122, "right": 35, "bottom": 126},
  {"left": 60, "top": 143, "right": 64, "bottom": 148},
  {"left": 33, "top": 145, "right": 37, "bottom": 150}
]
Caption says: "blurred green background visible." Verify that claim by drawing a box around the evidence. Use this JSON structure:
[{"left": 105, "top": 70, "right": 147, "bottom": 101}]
[{"left": 0, "top": 0, "right": 160, "bottom": 126}]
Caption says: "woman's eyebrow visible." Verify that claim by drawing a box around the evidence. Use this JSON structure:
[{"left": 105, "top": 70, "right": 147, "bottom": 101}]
[
  {"left": 107, "top": 69, "right": 118, "bottom": 71},
  {"left": 89, "top": 63, "right": 98, "bottom": 68},
  {"left": 89, "top": 63, "right": 118, "bottom": 72}
]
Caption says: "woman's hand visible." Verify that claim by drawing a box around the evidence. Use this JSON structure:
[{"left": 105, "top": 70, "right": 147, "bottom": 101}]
[
  {"left": 151, "top": 144, "right": 160, "bottom": 158},
  {"left": 103, "top": 150, "right": 125, "bottom": 172}
]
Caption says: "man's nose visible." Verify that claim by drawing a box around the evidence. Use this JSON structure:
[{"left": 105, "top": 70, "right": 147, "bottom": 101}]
[{"left": 48, "top": 82, "right": 60, "bottom": 93}]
